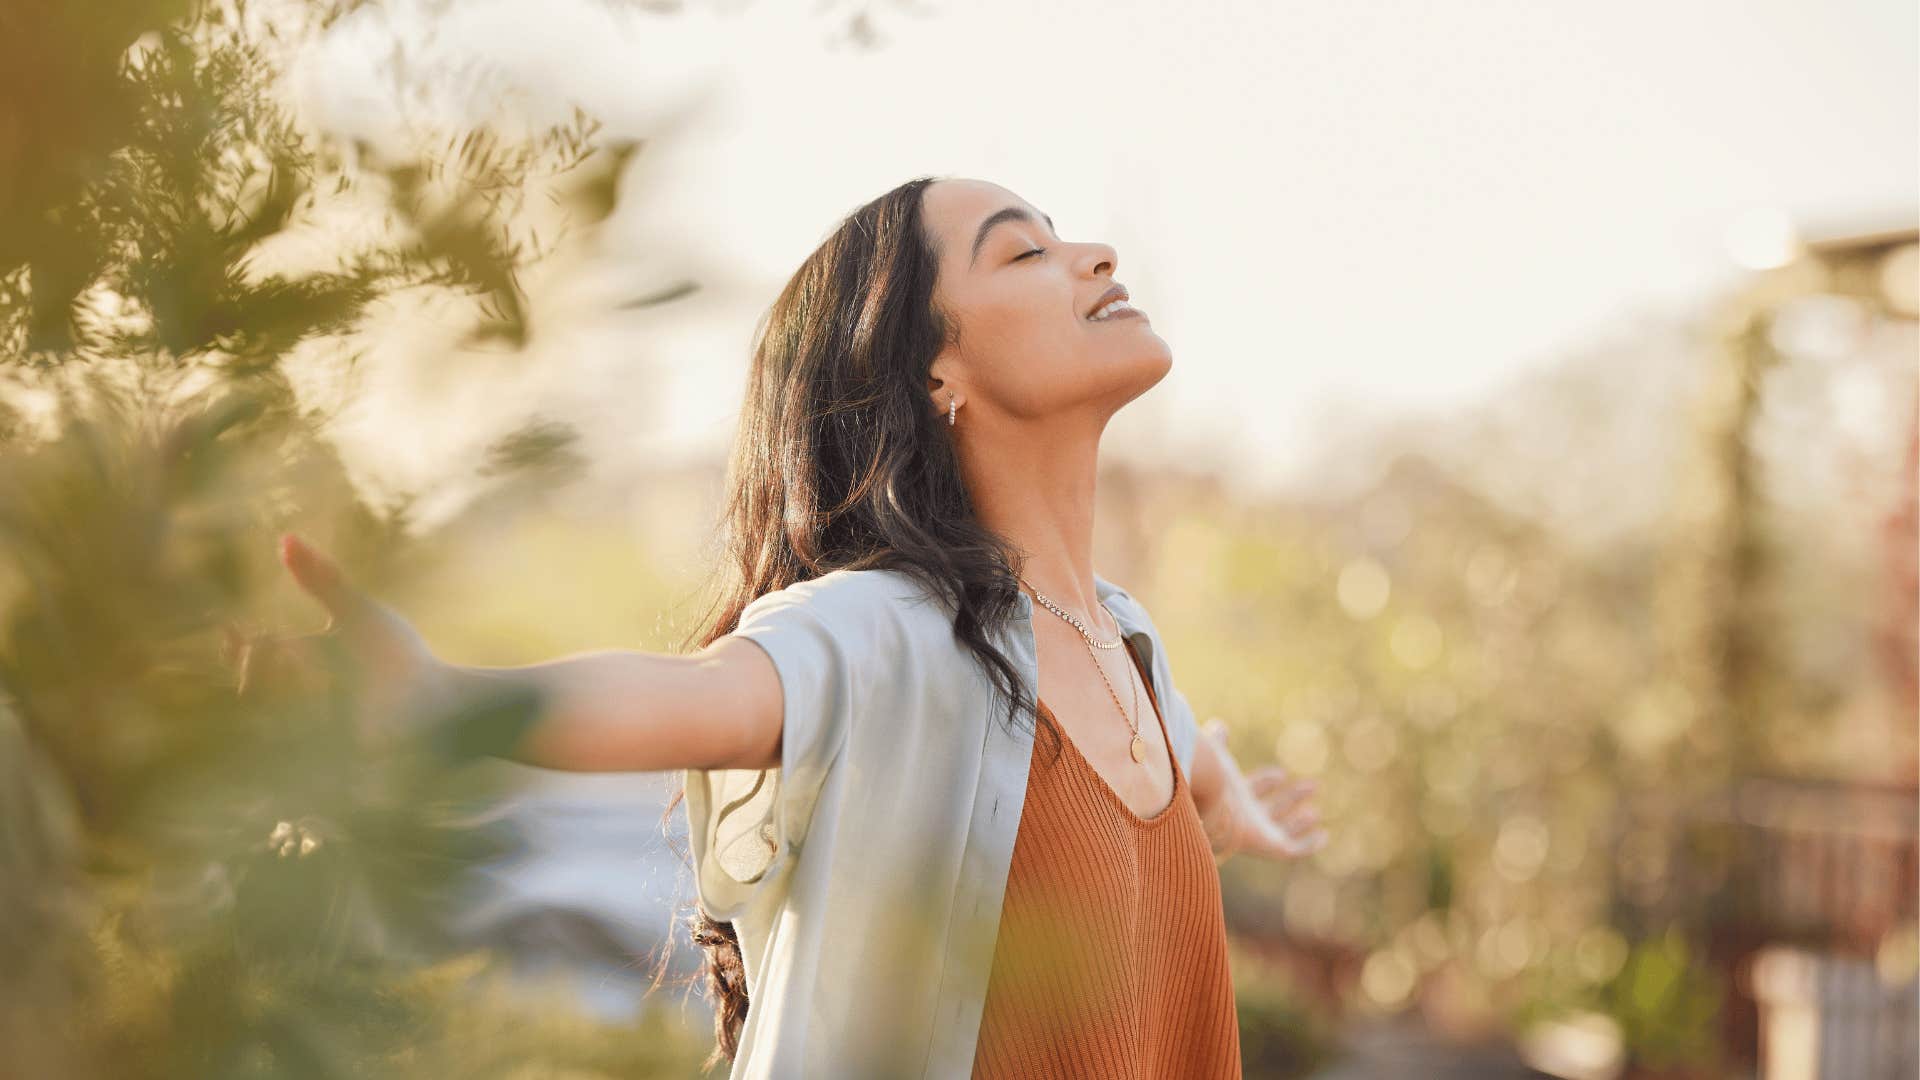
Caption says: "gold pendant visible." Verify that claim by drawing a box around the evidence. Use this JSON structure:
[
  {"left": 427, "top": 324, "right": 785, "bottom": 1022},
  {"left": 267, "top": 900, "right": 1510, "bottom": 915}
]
[{"left": 1130, "top": 734, "right": 1146, "bottom": 762}]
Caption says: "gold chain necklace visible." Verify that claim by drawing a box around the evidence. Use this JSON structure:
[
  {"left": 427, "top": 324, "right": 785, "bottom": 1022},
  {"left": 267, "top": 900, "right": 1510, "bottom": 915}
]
[
  {"left": 1026, "top": 586, "right": 1124, "bottom": 648},
  {"left": 1024, "top": 581, "right": 1148, "bottom": 764}
]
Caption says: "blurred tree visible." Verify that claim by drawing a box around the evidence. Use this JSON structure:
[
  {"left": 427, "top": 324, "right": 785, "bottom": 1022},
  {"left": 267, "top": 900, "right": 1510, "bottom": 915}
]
[{"left": 0, "top": 0, "right": 717, "bottom": 1075}]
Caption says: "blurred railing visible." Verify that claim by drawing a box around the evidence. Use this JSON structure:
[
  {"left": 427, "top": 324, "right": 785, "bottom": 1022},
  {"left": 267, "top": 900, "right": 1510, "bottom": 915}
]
[
  {"left": 1687, "top": 773, "right": 1920, "bottom": 1077},
  {"left": 1749, "top": 945, "right": 1918, "bottom": 1080}
]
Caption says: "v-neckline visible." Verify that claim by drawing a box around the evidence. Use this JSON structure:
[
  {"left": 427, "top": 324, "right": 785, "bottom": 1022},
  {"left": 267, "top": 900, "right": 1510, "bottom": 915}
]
[{"left": 1034, "top": 641, "right": 1181, "bottom": 825}]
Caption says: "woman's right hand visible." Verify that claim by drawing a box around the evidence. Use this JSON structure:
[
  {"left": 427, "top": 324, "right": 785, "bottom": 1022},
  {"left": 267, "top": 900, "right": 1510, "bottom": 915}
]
[{"left": 242, "top": 533, "right": 451, "bottom": 750}]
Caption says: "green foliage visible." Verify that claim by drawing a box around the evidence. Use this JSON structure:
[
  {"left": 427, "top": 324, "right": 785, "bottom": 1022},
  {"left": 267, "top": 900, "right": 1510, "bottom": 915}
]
[
  {"left": 0, "top": 363, "right": 676, "bottom": 1076},
  {"left": 1596, "top": 928, "right": 1727, "bottom": 1072},
  {"left": 0, "top": 0, "right": 714, "bottom": 1075},
  {"left": 1234, "top": 958, "right": 1338, "bottom": 1079},
  {"left": 0, "top": 0, "right": 639, "bottom": 371}
]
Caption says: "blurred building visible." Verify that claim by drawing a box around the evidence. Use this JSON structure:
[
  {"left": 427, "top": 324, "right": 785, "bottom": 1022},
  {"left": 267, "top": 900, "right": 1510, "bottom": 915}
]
[{"left": 1687, "top": 223, "right": 1919, "bottom": 1080}]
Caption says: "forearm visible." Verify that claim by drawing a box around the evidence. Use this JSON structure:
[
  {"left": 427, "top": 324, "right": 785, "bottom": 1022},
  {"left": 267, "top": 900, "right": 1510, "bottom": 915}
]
[
  {"left": 1188, "top": 729, "right": 1327, "bottom": 862},
  {"left": 1187, "top": 731, "right": 1241, "bottom": 859},
  {"left": 433, "top": 645, "right": 752, "bottom": 773}
]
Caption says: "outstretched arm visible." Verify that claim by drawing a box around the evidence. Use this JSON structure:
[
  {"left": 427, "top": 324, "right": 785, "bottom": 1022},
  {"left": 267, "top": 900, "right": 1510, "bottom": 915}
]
[
  {"left": 1188, "top": 720, "right": 1327, "bottom": 863},
  {"left": 440, "top": 635, "right": 783, "bottom": 773},
  {"left": 269, "top": 532, "right": 784, "bottom": 774}
]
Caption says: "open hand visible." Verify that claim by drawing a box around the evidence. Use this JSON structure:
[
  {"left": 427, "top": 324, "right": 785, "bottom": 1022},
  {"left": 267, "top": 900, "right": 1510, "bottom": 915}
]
[
  {"left": 227, "top": 533, "right": 449, "bottom": 750},
  {"left": 1199, "top": 718, "right": 1328, "bottom": 863}
]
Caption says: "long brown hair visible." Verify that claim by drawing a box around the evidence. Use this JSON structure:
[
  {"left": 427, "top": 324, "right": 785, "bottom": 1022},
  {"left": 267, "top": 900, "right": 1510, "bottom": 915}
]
[{"left": 652, "top": 176, "right": 1061, "bottom": 1070}]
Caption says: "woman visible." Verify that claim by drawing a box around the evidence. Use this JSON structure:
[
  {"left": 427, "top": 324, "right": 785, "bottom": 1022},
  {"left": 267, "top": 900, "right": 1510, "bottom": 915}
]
[{"left": 272, "top": 176, "right": 1328, "bottom": 1079}]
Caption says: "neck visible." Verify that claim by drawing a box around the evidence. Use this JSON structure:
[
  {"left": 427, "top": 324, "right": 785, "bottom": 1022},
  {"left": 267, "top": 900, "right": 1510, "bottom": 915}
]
[{"left": 956, "top": 412, "right": 1111, "bottom": 630}]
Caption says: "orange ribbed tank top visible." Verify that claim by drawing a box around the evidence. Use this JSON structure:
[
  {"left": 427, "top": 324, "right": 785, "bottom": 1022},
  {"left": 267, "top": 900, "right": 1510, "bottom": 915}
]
[{"left": 971, "top": 643, "right": 1241, "bottom": 1078}]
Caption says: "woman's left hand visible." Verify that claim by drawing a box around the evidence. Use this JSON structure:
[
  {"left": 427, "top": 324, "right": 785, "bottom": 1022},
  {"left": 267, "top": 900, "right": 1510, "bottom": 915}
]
[{"left": 1197, "top": 719, "right": 1327, "bottom": 863}]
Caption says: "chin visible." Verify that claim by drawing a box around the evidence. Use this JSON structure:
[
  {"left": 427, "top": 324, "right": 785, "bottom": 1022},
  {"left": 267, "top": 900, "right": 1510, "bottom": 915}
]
[
  {"left": 1138, "top": 338, "right": 1174, "bottom": 379},
  {"left": 1118, "top": 345, "right": 1174, "bottom": 397},
  {"left": 1108, "top": 327, "right": 1171, "bottom": 367}
]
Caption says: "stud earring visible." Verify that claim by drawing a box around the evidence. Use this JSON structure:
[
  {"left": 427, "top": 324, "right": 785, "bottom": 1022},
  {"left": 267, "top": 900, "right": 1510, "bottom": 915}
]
[{"left": 948, "top": 393, "right": 958, "bottom": 426}]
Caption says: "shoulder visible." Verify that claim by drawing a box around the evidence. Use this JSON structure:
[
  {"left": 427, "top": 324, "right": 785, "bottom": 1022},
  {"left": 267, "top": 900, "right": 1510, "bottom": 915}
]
[
  {"left": 1095, "top": 574, "right": 1159, "bottom": 633},
  {"left": 741, "top": 566, "right": 949, "bottom": 641},
  {"left": 746, "top": 565, "right": 936, "bottom": 613}
]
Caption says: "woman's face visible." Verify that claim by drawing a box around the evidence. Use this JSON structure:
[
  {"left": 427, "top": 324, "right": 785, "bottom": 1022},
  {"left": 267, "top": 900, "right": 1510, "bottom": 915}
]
[{"left": 921, "top": 178, "right": 1171, "bottom": 427}]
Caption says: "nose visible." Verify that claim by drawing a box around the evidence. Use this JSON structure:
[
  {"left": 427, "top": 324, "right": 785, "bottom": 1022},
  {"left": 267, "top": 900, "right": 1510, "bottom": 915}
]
[{"left": 1078, "top": 240, "right": 1118, "bottom": 278}]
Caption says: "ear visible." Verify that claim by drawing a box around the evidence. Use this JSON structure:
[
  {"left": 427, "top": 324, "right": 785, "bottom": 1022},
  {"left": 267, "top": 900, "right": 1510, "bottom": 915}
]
[{"left": 927, "top": 359, "right": 962, "bottom": 415}]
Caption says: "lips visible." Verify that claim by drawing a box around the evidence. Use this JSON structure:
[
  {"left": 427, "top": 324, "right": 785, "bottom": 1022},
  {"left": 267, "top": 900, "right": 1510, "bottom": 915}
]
[{"left": 1084, "top": 283, "right": 1129, "bottom": 320}]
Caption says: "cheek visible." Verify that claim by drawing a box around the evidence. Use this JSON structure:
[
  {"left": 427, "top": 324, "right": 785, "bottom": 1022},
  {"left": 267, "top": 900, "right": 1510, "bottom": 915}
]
[
  {"left": 966, "top": 289, "right": 1085, "bottom": 363},
  {"left": 981, "top": 354, "right": 1126, "bottom": 423},
  {"left": 964, "top": 300, "right": 1087, "bottom": 393},
  {"left": 953, "top": 276, "right": 1165, "bottom": 416}
]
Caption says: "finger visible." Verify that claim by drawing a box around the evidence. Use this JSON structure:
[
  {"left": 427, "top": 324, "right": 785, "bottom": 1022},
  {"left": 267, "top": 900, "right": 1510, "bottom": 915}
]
[
  {"left": 1265, "top": 799, "right": 1319, "bottom": 836},
  {"left": 1235, "top": 797, "right": 1330, "bottom": 859},
  {"left": 1263, "top": 815, "right": 1327, "bottom": 857},
  {"left": 1248, "top": 765, "right": 1298, "bottom": 797},
  {"left": 1262, "top": 779, "right": 1319, "bottom": 814},
  {"left": 1276, "top": 803, "right": 1321, "bottom": 834},
  {"left": 1281, "top": 827, "right": 1329, "bottom": 857},
  {"left": 279, "top": 533, "right": 367, "bottom": 626}
]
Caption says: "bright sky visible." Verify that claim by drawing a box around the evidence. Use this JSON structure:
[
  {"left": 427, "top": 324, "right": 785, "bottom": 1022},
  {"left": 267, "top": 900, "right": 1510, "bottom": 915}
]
[{"left": 297, "top": 0, "right": 1917, "bottom": 507}]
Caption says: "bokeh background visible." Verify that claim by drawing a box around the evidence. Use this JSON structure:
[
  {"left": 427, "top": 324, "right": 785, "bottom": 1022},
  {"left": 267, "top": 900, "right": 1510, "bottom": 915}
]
[{"left": 1, "top": 1, "right": 1914, "bottom": 1077}]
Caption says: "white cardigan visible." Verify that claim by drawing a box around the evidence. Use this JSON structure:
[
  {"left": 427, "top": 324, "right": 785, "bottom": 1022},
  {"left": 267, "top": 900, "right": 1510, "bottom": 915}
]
[{"left": 681, "top": 567, "right": 1202, "bottom": 1079}]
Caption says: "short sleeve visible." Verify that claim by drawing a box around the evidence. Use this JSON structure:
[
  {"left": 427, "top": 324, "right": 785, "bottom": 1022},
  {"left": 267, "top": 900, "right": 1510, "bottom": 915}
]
[
  {"left": 1160, "top": 675, "right": 1201, "bottom": 779},
  {"left": 682, "top": 585, "right": 855, "bottom": 921}
]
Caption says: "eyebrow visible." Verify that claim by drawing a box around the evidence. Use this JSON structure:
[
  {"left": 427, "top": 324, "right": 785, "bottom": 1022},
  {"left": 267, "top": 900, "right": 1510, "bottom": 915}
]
[{"left": 969, "top": 206, "right": 1057, "bottom": 267}]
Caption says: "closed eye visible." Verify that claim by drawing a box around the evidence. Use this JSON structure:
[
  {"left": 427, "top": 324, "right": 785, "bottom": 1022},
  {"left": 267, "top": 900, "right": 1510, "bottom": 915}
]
[{"left": 1014, "top": 246, "right": 1046, "bottom": 262}]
